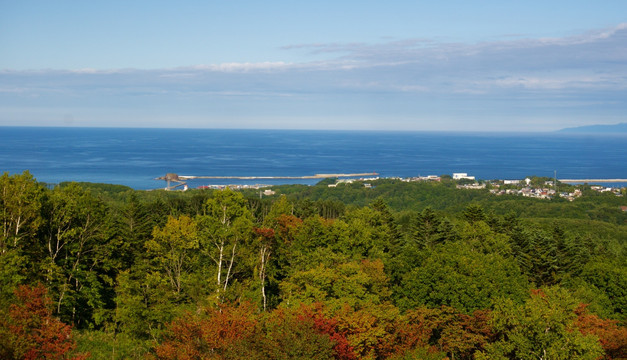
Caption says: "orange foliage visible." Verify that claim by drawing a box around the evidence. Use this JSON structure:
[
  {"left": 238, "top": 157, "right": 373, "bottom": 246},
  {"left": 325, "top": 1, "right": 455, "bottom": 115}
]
[
  {"left": 149, "top": 301, "right": 497, "bottom": 360},
  {"left": 0, "top": 284, "right": 88, "bottom": 360},
  {"left": 392, "top": 306, "right": 492, "bottom": 360},
  {"left": 150, "top": 302, "right": 258, "bottom": 360},
  {"left": 573, "top": 304, "right": 627, "bottom": 359},
  {"left": 275, "top": 214, "right": 303, "bottom": 240},
  {"left": 253, "top": 227, "right": 275, "bottom": 239},
  {"left": 530, "top": 288, "right": 546, "bottom": 297},
  {"left": 332, "top": 304, "right": 399, "bottom": 359},
  {"left": 150, "top": 301, "right": 359, "bottom": 360}
]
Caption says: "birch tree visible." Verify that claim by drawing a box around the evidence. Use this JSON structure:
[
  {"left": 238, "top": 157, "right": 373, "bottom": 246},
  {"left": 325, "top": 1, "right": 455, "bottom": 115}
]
[
  {"left": 0, "top": 171, "right": 44, "bottom": 252},
  {"left": 253, "top": 227, "right": 274, "bottom": 311},
  {"left": 0, "top": 171, "right": 44, "bottom": 304},
  {"left": 41, "top": 183, "right": 106, "bottom": 325},
  {"left": 197, "top": 188, "right": 253, "bottom": 302}
]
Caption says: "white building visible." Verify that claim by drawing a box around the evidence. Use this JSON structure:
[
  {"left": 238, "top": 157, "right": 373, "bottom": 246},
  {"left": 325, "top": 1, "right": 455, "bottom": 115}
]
[
  {"left": 504, "top": 180, "right": 521, "bottom": 185},
  {"left": 453, "top": 173, "right": 476, "bottom": 180}
]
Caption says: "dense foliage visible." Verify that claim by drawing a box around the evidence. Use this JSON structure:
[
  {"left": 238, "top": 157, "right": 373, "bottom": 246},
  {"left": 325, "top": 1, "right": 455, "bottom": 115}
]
[{"left": 1, "top": 171, "right": 625, "bottom": 359}]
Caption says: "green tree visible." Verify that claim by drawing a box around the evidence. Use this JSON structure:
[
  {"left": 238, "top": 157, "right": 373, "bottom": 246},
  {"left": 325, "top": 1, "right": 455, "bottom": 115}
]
[
  {"left": 40, "top": 183, "right": 108, "bottom": 327},
  {"left": 462, "top": 203, "right": 486, "bottom": 223},
  {"left": 112, "top": 193, "right": 155, "bottom": 270},
  {"left": 0, "top": 171, "right": 44, "bottom": 252},
  {"left": 114, "top": 267, "right": 182, "bottom": 340},
  {"left": 146, "top": 215, "right": 199, "bottom": 296},
  {"left": 0, "top": 172, "right": 44, "bottom": 303},
  {"left": 280, "top": 259, "right": 391, "bottom": 311},
  {"left": 579, "top": 259, "right": 627, "bottom": 321},
  {"left": 335, "top": 206, "right": 394, "bottom": 260},
  {"left": 479, "top": 287, "right": 604, "bottom": 359},
  {"left": 411, "top": 207, "right": 458, "bottom": 250},
  {"left": 396, "top": 242, "right": 529, "bottom": 313},
  {"left": 510, "top": 228, "right": 560, "bottom": 286},
  {"left": 266, "top": 195, "right": 294, "bottom": 223}
]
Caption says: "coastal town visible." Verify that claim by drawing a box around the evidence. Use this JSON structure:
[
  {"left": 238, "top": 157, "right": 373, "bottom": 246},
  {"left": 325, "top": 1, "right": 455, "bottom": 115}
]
[{"left": 184, "top": 171, "right": 626, "bottom": 202}]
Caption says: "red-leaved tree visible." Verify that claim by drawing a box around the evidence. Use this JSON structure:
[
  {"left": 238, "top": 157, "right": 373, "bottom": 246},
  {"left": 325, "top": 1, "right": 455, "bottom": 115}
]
[
  {"left": 299, "top": 304, "right": 357, "bottom": 360},
  {"left": 0, "top": 284, "right": 88, "bottom": 360}
]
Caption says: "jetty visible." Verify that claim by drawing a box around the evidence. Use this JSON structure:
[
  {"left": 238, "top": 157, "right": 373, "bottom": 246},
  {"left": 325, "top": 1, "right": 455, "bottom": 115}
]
[
  {"left": 162, "top": 172, "right": 378, "bottom": 180},
  {"left": 559, "top": 179, "right": 627, "bottom": 183},
  {"left": 155, "top": 172, "right": 379, "bottom": 190}
]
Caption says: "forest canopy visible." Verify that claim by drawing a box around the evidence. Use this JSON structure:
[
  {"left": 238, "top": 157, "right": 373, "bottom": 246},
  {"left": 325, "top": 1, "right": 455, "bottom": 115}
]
[{"left": 0, "top": 171, "right": 625, "bottom": 359}]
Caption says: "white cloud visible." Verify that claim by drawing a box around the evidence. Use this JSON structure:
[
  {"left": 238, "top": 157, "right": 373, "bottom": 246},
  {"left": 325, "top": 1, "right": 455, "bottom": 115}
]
[
  {"left": 2, "top": 24, "right": 626, "bottom": 131},
  {"left": 187, "top": 62, "right": 293, "bottom": 72}
]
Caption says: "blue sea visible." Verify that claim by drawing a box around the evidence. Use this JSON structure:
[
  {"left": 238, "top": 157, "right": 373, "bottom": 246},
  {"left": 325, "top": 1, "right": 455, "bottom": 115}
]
[{"left": 0, "top": 127, "right": 625, "bottom": 190}]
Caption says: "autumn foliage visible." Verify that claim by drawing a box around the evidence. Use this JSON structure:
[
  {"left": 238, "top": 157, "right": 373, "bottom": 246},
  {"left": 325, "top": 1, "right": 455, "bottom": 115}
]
[
  {"left": 390, "top": 306, "right": 492, "bottom": 359},
  {"left": 148, "top": 302, "right": 360, "bottom": 360},
  {"left": 573, "top": 304, "right": 627, "bottom": 359},
  {"left": 150, "top": 302, "right": 495, "bottom": 360},
  {"left": 147, "top": 302, "right": 259, "bottom": 360},
  {"left": 0, "top": 284, "right": 87, "bottom": 360},
  {"left": 298, "top": 304, "right": 357, "bottom": 360}
]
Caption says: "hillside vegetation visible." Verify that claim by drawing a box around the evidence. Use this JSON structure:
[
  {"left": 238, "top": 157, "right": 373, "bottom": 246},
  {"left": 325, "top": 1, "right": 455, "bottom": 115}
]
[{"left": 1, "top": 172, "right": 625, "bottom": 359}]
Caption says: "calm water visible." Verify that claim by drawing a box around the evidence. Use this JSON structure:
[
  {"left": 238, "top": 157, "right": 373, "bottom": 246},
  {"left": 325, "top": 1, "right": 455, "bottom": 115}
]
[{"left": 0, "top": 127, "right": 625, "bottom": 190}]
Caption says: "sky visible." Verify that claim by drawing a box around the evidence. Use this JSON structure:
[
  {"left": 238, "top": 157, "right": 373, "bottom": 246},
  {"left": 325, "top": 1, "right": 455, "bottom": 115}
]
[{"left": 1, "top": 0, "right": 626, "bottom": 131}]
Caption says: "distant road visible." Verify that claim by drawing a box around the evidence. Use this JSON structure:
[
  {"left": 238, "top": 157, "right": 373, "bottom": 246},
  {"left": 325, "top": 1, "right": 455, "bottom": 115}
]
[{"left": 560, "top": 179, "right": 627, "bottom": 183}]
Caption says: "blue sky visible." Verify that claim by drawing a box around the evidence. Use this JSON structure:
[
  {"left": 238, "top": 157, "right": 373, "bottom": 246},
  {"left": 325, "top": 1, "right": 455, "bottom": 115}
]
[{"left": 1, "top": 0, "right": 626, "bottom": 131}]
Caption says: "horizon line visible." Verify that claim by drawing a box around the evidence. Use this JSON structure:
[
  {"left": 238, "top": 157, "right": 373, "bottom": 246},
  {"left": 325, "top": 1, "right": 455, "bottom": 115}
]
[{"left": 0, "top": 124, "right": 602, "bottom": 134}]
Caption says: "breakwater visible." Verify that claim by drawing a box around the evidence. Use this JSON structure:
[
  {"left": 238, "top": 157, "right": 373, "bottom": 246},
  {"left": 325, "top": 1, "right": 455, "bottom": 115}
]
[
  {"left": 156, "top": 172, "right": 379, "bottom": 181},
  {"left": 559, "top": 179, "right": 627, "bottom": 183},
  {"left": 155, "top": 172, "right": 380, "bottom": 190}
]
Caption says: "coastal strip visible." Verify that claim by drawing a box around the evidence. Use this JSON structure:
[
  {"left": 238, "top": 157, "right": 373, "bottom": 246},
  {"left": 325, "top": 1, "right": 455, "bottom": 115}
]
[
  {"left": 176, "top": 172, "right": 379, "bottom": 180},
  {"left": 559, "top": 179, "right": 627, "bottom": 183}
]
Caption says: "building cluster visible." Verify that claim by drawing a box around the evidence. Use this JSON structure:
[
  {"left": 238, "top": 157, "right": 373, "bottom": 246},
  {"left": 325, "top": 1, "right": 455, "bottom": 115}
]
[
  {"left": 197, "top": 183, "right": 273, "bottom": 191},
  {"left": 489, "top": 177, "right": 583, "bottom": 200},
  {"left": 402, "top": 175, "right": 441, "bottom": 182},
  {"left": 590, "top": 185, "right": 623, "bottom": 196},
  {"left": 458, "top": 183, "right": 486, "bottom": 190},
  {"left": 191, "top": 172, "right": 624, "bottom": 203},
  {"left": 490, "top": 187, "right": 563, "bottom": 200}
]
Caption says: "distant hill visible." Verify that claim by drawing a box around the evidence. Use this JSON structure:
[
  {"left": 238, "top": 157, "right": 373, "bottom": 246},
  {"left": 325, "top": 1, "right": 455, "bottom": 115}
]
[{"left": 558, "top": 123, "right": 627, "bottom": 133}]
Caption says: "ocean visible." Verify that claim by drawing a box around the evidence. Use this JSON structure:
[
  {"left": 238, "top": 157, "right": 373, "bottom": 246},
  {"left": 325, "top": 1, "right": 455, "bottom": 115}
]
[{"left": 0, "top": 127, "right": 625, "bottom": 190}]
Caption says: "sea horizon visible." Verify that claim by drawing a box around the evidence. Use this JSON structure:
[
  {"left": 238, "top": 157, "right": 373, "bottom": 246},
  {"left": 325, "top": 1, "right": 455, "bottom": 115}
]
[{"left": 3, "top": 124, "right": 627, "bottom": 135}]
